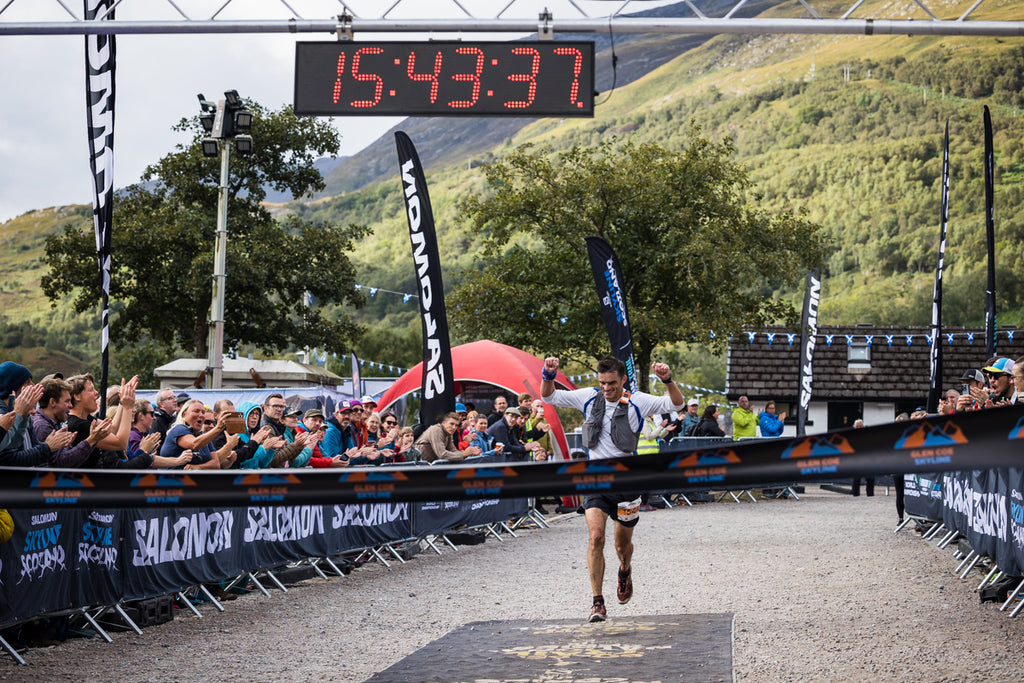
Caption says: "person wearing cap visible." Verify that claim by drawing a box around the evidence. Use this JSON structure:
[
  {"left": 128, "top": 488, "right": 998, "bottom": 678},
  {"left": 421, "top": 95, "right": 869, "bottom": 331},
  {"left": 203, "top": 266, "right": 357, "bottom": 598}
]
[
  {"left": 677, "top": 398, "right": 701, "bottom": 437},
  {"left": 541, "top": 354, "right": 684, "bottom": 624},
  {"left": 731, "top": 396, "right": 757, "bottom": 440},
  {"left": 297, "top": 408, "right": 335, "bottom": 467},
  {"left": 954, "top": 369, "right": 987, "bottom": 412},
  {"left": 0, "top": 363, "right": 77, "bottom": 466},
  {"left": 487, "top": 406, "right": 544, "bottom": 462},
  {"left": 981, "top": 358, "right": 1015, "bottom": 407},
  {"left": 413, "top": 411, "right": 483, "bottom": 464},
  {"left": 360, "top": 395, "right": 378, "bottom": 414},
  {"left": 322, "top": 401, "right": 360, "bottom": 462}
]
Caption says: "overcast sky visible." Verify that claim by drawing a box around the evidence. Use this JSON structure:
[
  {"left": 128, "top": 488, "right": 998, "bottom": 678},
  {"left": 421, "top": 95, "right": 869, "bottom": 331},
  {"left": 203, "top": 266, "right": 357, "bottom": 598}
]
[{"left": 0, "top": 0, "right": 678, "bottom": 222}]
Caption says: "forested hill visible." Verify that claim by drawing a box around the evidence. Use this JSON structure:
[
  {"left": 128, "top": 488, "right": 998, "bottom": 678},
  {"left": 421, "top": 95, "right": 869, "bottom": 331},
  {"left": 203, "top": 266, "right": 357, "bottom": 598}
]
[
  {"left": 3, "top": 0, "right": 1024, "bottom": 376},
  {"left": 289, "top": 0, "right": 1024, "bottom": 336}
]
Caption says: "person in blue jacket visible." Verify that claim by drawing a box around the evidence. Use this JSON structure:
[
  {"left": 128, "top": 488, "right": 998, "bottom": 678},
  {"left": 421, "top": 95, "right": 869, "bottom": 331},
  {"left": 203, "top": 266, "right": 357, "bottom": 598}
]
[{"left": 758, "top": 401, "right": 787, "bottom": 437}]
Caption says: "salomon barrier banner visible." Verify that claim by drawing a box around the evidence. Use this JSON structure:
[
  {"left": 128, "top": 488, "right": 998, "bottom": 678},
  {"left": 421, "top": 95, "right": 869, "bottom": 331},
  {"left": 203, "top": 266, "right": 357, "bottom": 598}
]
[
  {"left": 797, "top": 270, "right": 821, "bottom": 437},
  {"left": 5, "top": 407, "right": 1024, "bottom": 509},
  {"left": 984, "top": 106, "right": 997, "bottom": 358},
  {"left": 0, "top": 509, "right": 79, "bottom": 625},
  {"left": 84, "top": 0, "right": 116, "bottom": 412},
  {"left": 941, "top": 469, "right": 1024, "bottom": 577},
  {"left": 927, "top": 121, "right": 950, "bottom": 414},
  {"left": 585, "top": 236, "right": 639, "bottom": 393},
  {"left": 75, "top": 508, "right": 123, "bottom": 608},
  {"left": 412, "top": 498, "right": 530, "bottom": 537},
  {"left": 903, "top": 473, "right": 944, "bottom": 521},
  {"left": 395, "top": 132, "right": 456, "bottom": 426}
]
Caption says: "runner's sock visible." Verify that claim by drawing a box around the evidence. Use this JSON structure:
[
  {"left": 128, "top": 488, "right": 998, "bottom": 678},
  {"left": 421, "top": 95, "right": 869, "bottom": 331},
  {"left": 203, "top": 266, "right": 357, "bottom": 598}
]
[{"left": 593, "top": 595, "right": 605, "bottom": 606}]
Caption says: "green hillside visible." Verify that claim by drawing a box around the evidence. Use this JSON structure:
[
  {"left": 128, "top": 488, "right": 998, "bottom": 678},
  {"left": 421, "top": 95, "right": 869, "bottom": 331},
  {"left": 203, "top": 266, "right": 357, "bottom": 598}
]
[{"left": 4, "top": 0, "right": 1024, "bottom": 379}]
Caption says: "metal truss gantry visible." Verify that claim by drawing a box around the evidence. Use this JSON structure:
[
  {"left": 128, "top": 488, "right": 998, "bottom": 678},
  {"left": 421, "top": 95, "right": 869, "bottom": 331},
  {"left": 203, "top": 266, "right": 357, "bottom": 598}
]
[{"left": 0, "top": 0, "right": 1021, "bottom": 37}]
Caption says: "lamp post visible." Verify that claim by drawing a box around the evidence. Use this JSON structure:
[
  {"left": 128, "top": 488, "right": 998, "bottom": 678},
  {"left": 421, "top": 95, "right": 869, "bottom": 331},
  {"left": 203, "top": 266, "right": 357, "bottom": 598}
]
[{"left": 198, "top": 90, "right": 253, "bottom": 389}]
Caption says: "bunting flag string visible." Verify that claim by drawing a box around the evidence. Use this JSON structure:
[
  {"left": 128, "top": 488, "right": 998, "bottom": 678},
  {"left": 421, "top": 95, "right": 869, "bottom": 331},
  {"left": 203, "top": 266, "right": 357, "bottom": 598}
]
[{"left": 739, "top": 329, "right": 1021, "bottom": 347}]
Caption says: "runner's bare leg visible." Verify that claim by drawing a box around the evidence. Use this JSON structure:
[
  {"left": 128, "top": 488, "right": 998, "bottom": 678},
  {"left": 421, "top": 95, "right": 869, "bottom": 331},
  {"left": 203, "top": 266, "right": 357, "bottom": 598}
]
[{"left": 585, "top": 507, "right": 609, "bottom": 596}]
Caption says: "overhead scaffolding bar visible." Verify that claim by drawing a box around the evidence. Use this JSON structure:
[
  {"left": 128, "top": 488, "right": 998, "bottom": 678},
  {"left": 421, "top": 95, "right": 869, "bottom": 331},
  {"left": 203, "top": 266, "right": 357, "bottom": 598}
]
[{"left": 0, "top": 17, "right": 1021, "bottom": 37}]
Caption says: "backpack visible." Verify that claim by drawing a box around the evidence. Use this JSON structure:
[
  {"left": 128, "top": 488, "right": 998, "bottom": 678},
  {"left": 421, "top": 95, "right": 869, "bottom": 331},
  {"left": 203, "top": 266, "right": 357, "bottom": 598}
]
[{"left": 685, "top": 421, "right": 700, "bottom": 437}]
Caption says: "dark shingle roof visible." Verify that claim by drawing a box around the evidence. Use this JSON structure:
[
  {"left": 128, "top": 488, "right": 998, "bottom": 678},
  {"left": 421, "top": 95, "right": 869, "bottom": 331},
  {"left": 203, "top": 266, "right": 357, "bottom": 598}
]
[{"left": 726, "top": 325, "right": 1023, "bottom": 402}]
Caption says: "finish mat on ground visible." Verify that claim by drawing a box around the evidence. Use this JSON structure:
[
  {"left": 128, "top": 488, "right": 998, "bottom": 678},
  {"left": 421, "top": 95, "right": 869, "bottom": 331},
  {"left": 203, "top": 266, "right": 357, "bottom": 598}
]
[{"left": 365, "top": 614, "right": 733, "bottom": 683}]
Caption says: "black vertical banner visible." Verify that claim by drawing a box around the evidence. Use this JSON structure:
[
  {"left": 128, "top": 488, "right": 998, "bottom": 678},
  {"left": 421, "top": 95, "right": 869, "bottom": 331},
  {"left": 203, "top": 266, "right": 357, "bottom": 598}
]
[
  {"left": 395, "top": 132, "right": 455, "bottom": 426},
  {"left": 928, "top": 121, "right": 950, "bottom": 414},
  {"left": 796, "top": 270, "right": 821, "bottom": 437},
  {"left": 84, "top": 0, "right": 116, "bottom": 413},
  {"left": 984, "top": 106, "right": 997, "bottom": 359},
  {"left": 585, "top": 236, "right": 638, "bottom": 392}
]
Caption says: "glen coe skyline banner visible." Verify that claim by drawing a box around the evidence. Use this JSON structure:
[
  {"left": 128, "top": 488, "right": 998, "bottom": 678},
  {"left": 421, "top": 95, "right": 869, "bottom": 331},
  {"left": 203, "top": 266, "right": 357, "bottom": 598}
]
[{"left": 3, "top": 406, "right": 1023, "bottom": 509}]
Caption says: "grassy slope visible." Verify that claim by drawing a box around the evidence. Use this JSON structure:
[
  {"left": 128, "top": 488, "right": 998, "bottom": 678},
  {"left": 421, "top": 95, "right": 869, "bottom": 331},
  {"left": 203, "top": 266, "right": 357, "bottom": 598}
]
[{"left": 5, "top": 0, "right": 1024, "bottom": 365}]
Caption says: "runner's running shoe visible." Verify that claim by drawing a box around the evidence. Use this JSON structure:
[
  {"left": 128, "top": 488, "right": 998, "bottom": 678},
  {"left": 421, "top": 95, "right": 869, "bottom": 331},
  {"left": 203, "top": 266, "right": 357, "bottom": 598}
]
[
  {"left": 617, "top": 567, "right": 633, "bottom": 604},
  {"left": 588, "top": 602, "right": 607, "bottom": 622}
]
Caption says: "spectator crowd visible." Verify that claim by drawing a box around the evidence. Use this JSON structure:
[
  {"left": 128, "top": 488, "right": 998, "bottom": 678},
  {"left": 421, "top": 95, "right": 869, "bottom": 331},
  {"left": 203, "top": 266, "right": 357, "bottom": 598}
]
[{"left": 0, "top": 364, "right": 562, "bottom": 472}]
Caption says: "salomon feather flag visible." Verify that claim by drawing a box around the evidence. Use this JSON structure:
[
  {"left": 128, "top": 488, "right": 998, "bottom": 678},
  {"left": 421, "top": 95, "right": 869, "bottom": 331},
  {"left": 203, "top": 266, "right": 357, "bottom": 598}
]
[
  {"left": 984, "top": 106, "right": 997, "bottom": 359},
  {"left": 928, "top": 121, "right": 950, "bottom": 414},
  {"left": 797, "top": 270, "right": 821, "bottom": 437},
  {"left": 586, "top": 236, "right": 639, "bottom": 393},
  {"left": 395, "top": 132, "right": 455, "bottom": 426},
  {"left": 85, "top": 0, "right": 116, "bottom": 412}
]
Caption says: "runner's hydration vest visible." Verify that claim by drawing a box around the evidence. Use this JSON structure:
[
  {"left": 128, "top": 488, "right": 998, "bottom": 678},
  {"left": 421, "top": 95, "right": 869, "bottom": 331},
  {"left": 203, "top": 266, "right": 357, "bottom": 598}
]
[{"left": 581, "top": 389, "right": 643, "bottom": 454}]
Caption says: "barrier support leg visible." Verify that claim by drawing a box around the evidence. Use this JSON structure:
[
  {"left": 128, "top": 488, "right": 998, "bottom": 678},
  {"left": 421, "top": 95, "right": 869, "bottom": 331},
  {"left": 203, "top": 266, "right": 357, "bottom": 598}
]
[
  {"left": 955, "top": 550, "right": 977, "bottom": 574},
  {"left": 177, "top": 591, "right": 204, "bottom": 617},
  {"left": 0, "top": 633, "right": 26, "bottom": 666},
  {"left": 305, "top": 558, "right": 330, "bottom": 580},
  {"left": 421, "top": 536, "right": 443, "bottom": 555},
  {"left": 923, "top": 522, "right": 946, "bottom": 540},
  {"left": 483, "top": 524, "right": 504, "bottom": 541},
  {"left": 676, "top": 493, "right": 693, "bottom": 507},
  {"left": 938, "top": 530, "right": 960, "bottom": 549},
  {"left": 72, "top": 608, "right": 112, "bottom": 644},
  {"left": 999, "top": 578, "right": 1024, "bottom": 612},
  {"left": 246, "top": 573, "right": 272, "bottom": 597},
  {"left": 440, "top": 533, "right": 459, "bottom": 551},
  {"left": 320, "top": 556, "right": 347, "bottom": 577},
  {"left": 893, "top": 517, "right": 913, "bottom": 533},
  {"left": 112, "top": 602, "right": 144, "bottom": 635},
  {"left": 197, "top": 584, "right": 225, "bottom": 612},
  {"left": 382, "top": 543, "right": 407, "bottom": 564},
  {"left": 743, "top": 490, "right": 758, "bottom": 503},
  {"left": 367, "top": 547, "right": 392, "bottom": 568},
  {"left": 959, "top": 554, "right": 982, "bottom": 580},
  {"left": 261, "top": 570, "right": 289, "bottom": 593},
  {"left": 978, "top": 565, "right": 1001, "bottom": 592}
]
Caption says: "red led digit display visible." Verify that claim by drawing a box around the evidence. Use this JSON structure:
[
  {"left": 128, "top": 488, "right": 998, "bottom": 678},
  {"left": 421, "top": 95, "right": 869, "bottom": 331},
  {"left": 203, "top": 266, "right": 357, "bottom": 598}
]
[{"left": 295, "top": 41, "right": 594, "bottom": 117}]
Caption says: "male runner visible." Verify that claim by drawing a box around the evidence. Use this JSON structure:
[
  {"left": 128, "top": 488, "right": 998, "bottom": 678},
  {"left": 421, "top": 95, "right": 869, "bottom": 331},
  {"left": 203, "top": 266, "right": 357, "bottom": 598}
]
[{"left": 541, "top": 355, "right": 683, "bottom": 622}]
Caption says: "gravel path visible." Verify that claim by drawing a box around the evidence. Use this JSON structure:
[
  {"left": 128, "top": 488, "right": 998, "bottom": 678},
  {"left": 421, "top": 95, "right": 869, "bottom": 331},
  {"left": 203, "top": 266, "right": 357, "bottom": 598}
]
[{"left": 4, "top": 488, "right": 1023, "bottom": 682}]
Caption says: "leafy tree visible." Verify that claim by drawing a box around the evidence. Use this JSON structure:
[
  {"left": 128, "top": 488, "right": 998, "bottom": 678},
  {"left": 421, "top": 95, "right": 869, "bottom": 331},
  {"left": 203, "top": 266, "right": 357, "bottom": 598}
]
[
  {"left": 42, "top": 103, "right": 367, "bottom": 358},
  {"left": 450, "top": 133, "right": 828, "bottom": 391}
]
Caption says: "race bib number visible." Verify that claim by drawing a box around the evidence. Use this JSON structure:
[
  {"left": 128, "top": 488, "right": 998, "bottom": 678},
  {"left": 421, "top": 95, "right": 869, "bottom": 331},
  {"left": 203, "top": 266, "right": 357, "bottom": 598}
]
[{"left": 617, "top": 497, "right": 642, "bottom": 522}]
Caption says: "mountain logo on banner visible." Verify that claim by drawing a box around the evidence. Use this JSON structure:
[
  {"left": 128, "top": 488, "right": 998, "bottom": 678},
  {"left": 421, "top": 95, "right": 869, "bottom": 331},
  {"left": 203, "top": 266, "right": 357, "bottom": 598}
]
[
  {"left": 30, "top": 472, "right": 95, "bottom": 488},
  {"left": 448, "top": 467, "right": 518, "bottom": 479},
  {"left": 669, "top": 449, "right": 742, "bottom": 467},
  {"left": 780, "top": 435, "right": 855, "bottom": 459},
  {"left": 337, "top": 471, "right": 411, "bottom": 483},
  {"left": 894, "top": 421, "right": 968, "bottom": 449},
  {"left": 1008, "top": 417, "right": 1024, "bottom": 440},
  {"left": 558, "top": 461, "right": 629, "bottom": 474},
  {"left": 130, "top": 473, "right": 197, "bottom": 488},
  {"left": 233, "top": 473, "right": 302, "bottom": 485}
]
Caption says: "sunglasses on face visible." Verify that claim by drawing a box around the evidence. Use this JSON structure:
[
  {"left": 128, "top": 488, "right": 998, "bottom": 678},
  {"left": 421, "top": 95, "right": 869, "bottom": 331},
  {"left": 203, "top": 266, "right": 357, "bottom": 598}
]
[{"left": 384, "top": 420, "right": 397, "bottom": 426}]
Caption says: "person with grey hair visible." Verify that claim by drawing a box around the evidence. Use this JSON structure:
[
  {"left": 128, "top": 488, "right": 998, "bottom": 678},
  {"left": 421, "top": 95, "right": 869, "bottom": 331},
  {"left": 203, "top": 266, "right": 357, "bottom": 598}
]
[{"left": 151, "top": 388, "right": 178, "bottom": 441}]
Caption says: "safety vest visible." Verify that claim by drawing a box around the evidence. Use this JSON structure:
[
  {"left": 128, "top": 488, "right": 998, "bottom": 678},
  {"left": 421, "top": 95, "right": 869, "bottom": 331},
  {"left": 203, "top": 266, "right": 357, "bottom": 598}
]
[{"left": 636, "top": 417, "right": 661, "bottom": 455}]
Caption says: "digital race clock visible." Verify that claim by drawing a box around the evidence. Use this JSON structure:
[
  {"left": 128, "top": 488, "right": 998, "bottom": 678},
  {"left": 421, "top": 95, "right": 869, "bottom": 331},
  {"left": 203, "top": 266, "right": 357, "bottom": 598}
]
[{"left": 294, "top": 41, "right": 594, "bottom": 117}]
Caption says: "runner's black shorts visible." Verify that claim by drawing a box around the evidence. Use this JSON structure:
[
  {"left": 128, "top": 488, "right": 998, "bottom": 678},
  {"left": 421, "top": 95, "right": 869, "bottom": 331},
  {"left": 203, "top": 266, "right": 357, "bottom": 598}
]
[{"left": 582, "top": 493, "right": 641, "bottom": 528}]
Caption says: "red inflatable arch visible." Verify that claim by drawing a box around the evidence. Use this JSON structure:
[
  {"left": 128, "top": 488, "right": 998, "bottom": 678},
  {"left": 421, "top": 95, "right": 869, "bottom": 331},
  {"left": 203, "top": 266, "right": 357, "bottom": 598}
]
[{"left": 376, "top": 340, "right": 577, "bottom": 458}]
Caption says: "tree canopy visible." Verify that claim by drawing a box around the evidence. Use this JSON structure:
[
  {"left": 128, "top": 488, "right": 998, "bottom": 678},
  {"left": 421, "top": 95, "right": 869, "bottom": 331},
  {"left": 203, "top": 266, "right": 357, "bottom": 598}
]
[
  {"left": 42, "top": 103, "right": 367, "bottom": 360},
  {"left": 450, "top": 132, "right": 829, "bottom": 390}
]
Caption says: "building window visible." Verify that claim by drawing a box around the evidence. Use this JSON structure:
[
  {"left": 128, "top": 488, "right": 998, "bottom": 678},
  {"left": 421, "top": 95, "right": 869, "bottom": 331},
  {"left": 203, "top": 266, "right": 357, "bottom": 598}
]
[{"left": 848, "top": 342, "right": 871, "bottom": 371}]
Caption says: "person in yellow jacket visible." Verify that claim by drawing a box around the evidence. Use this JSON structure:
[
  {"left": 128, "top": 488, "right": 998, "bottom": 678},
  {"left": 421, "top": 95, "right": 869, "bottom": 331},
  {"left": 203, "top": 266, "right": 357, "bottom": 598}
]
[
  {"left": 638, "top": 413, "right": 675, "bottom": 454},
  {"left": 731, "top": 396, "right": 757, "bottom": 440},
  {"left": 0, "top": 509, "right": 13, "bottom": 544}
]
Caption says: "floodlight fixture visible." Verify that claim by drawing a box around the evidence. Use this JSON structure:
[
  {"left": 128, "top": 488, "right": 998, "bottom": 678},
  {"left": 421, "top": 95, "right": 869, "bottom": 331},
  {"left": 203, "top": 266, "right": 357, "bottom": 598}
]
[
  {"left": 233, "top": 109, "right": 253, "bottom": 133},
  {"left": 199, "top": 112, "right": 215, "bottom": 133},
  {"left": 224, "top": 89, "right": 241, "bottom": 107},
  {"left": 234, "top": 134, "right": 253, "bottom": 156},
  {"left": 201, "top": 138, "right": 220, "bottom": 157}
]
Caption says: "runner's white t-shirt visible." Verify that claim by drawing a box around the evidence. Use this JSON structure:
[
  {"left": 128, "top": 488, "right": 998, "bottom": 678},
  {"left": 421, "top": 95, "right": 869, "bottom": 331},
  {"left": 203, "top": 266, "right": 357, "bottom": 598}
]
[{"left": 545, "top": 388, "right": 682, "bottom": 459}]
